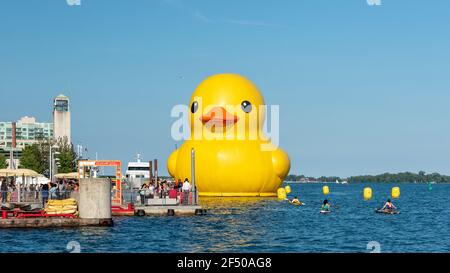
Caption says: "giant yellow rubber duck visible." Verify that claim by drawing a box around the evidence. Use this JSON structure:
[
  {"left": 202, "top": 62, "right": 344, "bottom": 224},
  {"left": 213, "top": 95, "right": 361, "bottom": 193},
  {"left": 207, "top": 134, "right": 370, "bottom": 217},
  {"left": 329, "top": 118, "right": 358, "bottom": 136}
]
[{"left": 167, "top": 74, "right": 290, "bottom": 196}]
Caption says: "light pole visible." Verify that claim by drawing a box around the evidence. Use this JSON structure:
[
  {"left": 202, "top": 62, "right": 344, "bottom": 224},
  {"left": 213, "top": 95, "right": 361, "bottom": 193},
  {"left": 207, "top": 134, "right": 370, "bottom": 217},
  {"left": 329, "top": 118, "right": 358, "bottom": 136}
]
[
  {"left": 54, "top": 156, "right": 61, "bottom": 177},
  {"left": 53, "top": 152, "right": 60, "bottom": 182},
  {"left": 49, "top": 145, "right": 60, "bottom": 183},
  {"left": 191, "top": 148, "right": 197, "bottom": 205}
]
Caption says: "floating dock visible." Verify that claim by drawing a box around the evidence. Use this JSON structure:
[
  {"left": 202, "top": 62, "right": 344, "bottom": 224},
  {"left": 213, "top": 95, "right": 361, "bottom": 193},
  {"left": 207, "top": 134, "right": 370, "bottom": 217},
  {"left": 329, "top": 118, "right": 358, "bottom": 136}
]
[
  {"left": 0, "top": 217, "right": 113, "bottom": 228},
  {"left": 112, "top": 204, "right": 206, "bottom": 216},
  {"left": 134, "top": 205, "right": 205, "bottom": 216}
]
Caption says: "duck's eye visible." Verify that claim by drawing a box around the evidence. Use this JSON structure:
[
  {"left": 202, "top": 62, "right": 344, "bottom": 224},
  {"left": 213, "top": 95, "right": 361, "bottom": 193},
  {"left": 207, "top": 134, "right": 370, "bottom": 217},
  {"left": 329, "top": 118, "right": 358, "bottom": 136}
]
[
  {"left": 191, "top": 101, "right": 198, "bottom": 113},
  {"left": 241, "top": 100, "right": 252, "bottom": 113}
]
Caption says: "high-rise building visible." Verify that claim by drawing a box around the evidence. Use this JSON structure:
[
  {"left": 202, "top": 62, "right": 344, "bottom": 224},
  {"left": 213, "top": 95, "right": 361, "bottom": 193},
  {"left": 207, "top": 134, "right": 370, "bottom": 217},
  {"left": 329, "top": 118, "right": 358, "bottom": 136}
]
[
  {"left": 0, "top": 116, "right": 53, "bottom": 151},
  {"left": 53, "top": 94, "right": 71, "bottom": 143},
  {"left": 0, "top": 116, "right": 54, "bottom": 167},
  {"left": 0, "top": 94, "right": 73, "bottom": 168}
]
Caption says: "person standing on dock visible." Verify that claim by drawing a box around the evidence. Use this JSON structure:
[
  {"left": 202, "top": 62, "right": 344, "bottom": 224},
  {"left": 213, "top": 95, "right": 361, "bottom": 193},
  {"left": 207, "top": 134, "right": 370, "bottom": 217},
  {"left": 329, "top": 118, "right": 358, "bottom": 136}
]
[
  {"left": 9, "top": 179, "right": 16, "bottom": 202},
  {"left": 176, "top": 179, "right": 182, "bottom": 190},
  {"left": 41, "top": 184, "right": 49, "bottom": 207},
  {"left": 1, "top": 179, "right": 7, "bottom": 203},
  {"left": 58, "top": 180, "right": 66, "bottom": 199},
  {"left": 147, "top": 183, "right": 155, "bottom": 199},
  {"left": 139, "top": 184, "right": 148, "bottom": 205},
  {"left": 161, "top": 180, "right": 169, "bottom": 198},
  {"left": 30, "top": 183, "right": 36, "bottom": 202},
  {"left": 182, "top": 178, "right": 191, "bottom": 205},
  {"left": 49, "top": 183, "right": 58, "bottom": 200}
]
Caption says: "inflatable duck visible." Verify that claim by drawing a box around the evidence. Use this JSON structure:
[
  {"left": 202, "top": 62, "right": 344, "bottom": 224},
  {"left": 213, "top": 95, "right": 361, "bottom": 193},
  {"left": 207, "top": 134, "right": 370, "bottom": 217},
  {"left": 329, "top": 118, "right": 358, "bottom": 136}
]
[{"left": 167, "top": 74, "right": 290, "bottom": 196}]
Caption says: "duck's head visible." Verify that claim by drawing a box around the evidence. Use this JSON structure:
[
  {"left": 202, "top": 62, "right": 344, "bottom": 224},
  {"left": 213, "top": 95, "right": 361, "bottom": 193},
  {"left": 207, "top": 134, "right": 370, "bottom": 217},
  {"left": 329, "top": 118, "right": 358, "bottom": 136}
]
[{"left": 189, "top": 74, "right": 266, "bottom": 139}]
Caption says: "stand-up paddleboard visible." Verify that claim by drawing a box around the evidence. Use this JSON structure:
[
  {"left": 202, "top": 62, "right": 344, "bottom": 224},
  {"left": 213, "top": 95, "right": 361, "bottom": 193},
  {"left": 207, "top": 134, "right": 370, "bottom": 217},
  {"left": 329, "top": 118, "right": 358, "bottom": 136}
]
[
  {"left": 375, "top": 209, "right": 400, "bottom": 214},
  {"left": 320, "top": 210, "right": 331, "bottom": 214}
]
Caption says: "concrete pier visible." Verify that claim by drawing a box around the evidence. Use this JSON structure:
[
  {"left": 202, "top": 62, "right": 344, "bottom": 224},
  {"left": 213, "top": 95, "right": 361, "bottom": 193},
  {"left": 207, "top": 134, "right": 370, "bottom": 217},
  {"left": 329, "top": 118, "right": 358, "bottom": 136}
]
[
  {"left": 0, "top": 218, "right": 113, "bottom": 228},
  {"left": 79, "top": 178, "right": 112, "bottom": 219},
  {"left": 0, "top": 178, "right": 114, "bottom": 228}
]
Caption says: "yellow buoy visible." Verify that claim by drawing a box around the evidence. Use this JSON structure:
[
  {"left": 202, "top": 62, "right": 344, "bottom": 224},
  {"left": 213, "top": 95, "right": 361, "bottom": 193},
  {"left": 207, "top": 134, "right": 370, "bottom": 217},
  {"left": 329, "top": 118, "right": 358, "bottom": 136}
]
[
  {"left": 363, "top": 187, "right": 372, "bottom": 200},
  {"left": 284, "top": 185, "right": 291, "bottom": 194},
  {"left": 277, "top": 188, "right": 287, "bottom": 199},
  {"left": 323, "top": 186, "right": 329, "bottom": 195},
  {"left": 392, "top": 187, "right": 400, "bottom": 199}
]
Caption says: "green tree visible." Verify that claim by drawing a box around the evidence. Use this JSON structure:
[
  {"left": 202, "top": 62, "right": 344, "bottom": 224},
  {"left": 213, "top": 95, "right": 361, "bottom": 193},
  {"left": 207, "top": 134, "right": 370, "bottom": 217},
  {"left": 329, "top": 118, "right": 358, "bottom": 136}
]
[
  {"left": 16, "top": 137, "right": 77, "bottom": 176},
  {"left": 54, "top": 137, "right": 77, "bottom": 174},
  {"left": 0, "top": 153, "right": 7, "bottom": 169},
  {"left": 19, "top": 144, "right": 47, "bottom": 174}
]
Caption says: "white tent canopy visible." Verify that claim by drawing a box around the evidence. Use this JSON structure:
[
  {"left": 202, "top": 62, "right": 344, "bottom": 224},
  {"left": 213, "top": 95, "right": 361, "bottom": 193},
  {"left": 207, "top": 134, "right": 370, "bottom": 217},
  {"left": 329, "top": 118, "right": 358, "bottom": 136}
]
[
  {"left": 0, "top": 168, "right": 40, "bottom": 177},
  {"left": 54, "top": 172, "right": 79, "bottom": 179},
  {"left": 15, "top": 176, "right": 50, "bottom": 185},
  {"left": 0, "top": 168, "right": 49, "bottom": 185}
]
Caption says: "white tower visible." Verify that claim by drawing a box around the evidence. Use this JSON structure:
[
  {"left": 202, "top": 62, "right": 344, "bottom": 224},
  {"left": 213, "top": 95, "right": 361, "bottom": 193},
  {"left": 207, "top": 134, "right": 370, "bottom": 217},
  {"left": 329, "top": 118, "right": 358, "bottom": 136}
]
[{"left": 53, "top": 94, "right": 71, "bottom": 143}]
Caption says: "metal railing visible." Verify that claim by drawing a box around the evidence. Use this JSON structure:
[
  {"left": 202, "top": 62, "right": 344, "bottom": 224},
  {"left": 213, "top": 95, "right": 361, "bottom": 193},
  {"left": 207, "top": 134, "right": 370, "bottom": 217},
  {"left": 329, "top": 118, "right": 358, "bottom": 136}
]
[
  {"left": 1, "top": 186, "right": 199, "bottom": 207},
  {"left": 1, "top": 190, "right": 78, "bottom": 205},
  {"left": 121, "top": 187, "right": 198, "bottom": 207}
]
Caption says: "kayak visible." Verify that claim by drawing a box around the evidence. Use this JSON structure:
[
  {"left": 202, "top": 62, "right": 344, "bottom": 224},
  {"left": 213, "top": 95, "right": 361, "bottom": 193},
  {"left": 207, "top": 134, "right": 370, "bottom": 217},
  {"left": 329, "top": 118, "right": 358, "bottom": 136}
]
[
  {"left": 320, "top": 210, "right": 331, "bottom": 214},
  {"left": 375, "top": 209, "right": 400, "bottom": 214},
  {"left": 1, "top": 203, "right": 14, "bottom": 211}
]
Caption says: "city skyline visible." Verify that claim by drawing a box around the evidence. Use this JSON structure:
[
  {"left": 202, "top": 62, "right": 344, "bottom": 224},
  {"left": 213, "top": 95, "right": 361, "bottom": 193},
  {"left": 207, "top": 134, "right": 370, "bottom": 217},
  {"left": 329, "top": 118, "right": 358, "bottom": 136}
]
[{"left": 1, "top": 1, "right": 450, "bottom": 177}]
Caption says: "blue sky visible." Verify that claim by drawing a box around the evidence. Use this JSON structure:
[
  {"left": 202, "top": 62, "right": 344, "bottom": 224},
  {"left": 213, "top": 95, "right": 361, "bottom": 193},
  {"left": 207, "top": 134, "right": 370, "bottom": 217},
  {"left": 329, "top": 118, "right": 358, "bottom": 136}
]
[{"left": 1, "top": 0, "right": 449, "bottom": 177}]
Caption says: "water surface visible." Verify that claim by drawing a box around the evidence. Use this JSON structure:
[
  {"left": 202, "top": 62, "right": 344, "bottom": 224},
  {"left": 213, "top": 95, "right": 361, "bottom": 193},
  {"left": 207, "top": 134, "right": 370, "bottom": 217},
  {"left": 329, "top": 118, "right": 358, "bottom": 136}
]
[{"left": 1, "top": 183, "right": 448, "bottom": 253}]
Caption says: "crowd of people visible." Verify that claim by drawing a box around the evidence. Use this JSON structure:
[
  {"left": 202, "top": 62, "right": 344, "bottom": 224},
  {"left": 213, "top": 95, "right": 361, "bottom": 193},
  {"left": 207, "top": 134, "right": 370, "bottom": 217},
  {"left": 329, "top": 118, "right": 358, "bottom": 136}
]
[
  {"left": 137, "top": 178, "right": 193, "bottom": 205},
  {"left": 0, "top": 177, "right": 79, "bottom": 206},
  {"left": 1, "top": 175, "right": 195, "bottom": 207}
]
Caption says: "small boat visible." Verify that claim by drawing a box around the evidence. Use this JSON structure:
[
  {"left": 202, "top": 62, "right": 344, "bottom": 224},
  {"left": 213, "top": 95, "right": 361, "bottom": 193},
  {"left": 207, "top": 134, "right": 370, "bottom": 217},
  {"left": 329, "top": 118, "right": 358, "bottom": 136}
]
[
  {"left": 125, "top": 153, "right": 151, "bottom": 189},
  {"left": 17, "top": 204, "right": 31, "bottom": 211},
  {"left": 375, "top": 208, "right": 400, "bottom": 214},
  {"left": 1, "top": 203, "right": 14, "bottom": 211},
  {"left": 20, "top": 204, "right": 43, "bottom": 211},
  {"left": 289, "top": 200, "right": 305, "bottom": 206}
]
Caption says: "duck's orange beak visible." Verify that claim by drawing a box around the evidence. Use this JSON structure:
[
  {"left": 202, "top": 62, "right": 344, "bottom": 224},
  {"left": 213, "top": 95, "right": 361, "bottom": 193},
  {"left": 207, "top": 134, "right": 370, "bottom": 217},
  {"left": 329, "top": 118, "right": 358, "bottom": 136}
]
[{"left": 200, "top": 107, "right": 239, "bottom": 126}]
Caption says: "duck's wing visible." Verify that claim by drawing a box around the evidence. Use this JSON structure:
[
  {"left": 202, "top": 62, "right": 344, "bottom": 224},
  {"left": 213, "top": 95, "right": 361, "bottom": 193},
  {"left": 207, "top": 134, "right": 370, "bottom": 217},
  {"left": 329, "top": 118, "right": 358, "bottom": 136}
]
[{"left": 271, "top": 147, "right": 291, "bottom": 179}]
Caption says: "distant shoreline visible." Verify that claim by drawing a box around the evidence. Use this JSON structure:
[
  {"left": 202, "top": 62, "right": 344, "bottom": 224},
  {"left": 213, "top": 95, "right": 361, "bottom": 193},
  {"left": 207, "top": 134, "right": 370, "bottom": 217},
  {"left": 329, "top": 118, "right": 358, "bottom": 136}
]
[
  {"left": 284, "top": 181, "right": 450, "bottom": 184},
  {"left": 286, "top": 171, "right": 450, "bottom": 184}
]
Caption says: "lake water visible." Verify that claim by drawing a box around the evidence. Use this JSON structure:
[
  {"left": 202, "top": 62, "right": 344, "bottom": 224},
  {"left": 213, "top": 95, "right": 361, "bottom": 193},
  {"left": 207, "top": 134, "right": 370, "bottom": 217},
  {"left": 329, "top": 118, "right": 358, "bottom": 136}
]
[{"left": 1, "top": 183, "right": 449, "bottom": 253}]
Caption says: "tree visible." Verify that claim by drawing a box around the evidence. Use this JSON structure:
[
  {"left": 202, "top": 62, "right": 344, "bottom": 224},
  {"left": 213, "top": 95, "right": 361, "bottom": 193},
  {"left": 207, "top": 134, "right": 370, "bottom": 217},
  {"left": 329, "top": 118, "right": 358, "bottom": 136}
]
[
  {"left": 54, "top": 137, "right": 77, "bottom": 173},
  {"left": 19, "top": 144, "right": 47, "bottom": 174},
  {"left": 0, "top": 153, "right": 7, "bottom": 169},
  {"left": 16, "top": 137, "right": 77, "bottom": 176}
]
